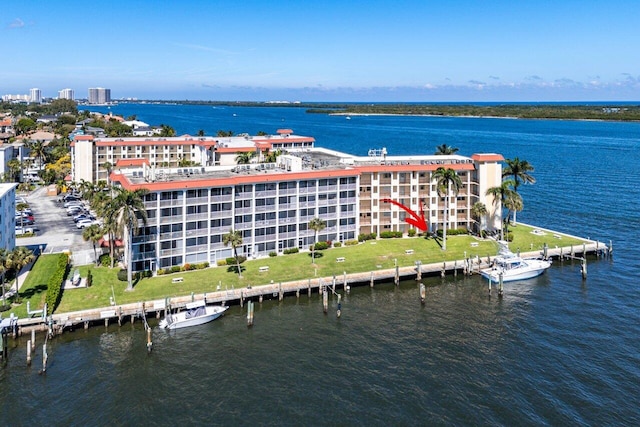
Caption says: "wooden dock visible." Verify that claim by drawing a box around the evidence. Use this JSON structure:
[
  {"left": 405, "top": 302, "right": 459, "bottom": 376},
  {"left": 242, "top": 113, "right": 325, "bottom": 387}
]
[{"left": 12, "top": 240, "right": 609, "bottom": 335}]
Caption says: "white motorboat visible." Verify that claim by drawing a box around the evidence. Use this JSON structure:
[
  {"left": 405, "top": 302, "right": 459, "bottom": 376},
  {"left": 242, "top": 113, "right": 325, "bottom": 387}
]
[
  {"left": 159, "top": 301, "right": 228, "bottom": 330},
  {"left": 480, "top": 242, "right": 552, "bottom": 283}
]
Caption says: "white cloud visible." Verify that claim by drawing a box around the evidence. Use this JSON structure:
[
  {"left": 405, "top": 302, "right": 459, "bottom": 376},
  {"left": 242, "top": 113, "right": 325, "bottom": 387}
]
[{"left": 8, "top": 18, "right": 24, "bottom": 29}]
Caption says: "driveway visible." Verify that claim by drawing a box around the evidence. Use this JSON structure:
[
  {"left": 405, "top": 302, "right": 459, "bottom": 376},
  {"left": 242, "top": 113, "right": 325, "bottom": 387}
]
[{"left": 16, "top": 186, "right": 98, "bottom": 266}]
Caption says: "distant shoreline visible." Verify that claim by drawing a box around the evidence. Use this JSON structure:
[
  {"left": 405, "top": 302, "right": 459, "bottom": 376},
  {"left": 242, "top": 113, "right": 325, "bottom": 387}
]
[{"left": 108, "top": 101, "right": 640, "bottom": 122}]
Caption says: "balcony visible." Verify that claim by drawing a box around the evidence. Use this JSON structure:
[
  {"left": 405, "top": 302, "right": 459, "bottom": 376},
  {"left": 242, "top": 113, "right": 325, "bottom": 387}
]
[
  {"left": 185, "top": 196, "right": 208, "bottom": 205},
  {"left": 159, "top": 199, "right": 184, "bottom": 208}
]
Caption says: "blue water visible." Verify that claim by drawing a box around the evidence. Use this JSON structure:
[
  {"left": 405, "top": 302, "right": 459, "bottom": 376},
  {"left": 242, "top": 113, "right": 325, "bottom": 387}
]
[{"left": 2, "top": 105, "right": 640, "bottom": 426}]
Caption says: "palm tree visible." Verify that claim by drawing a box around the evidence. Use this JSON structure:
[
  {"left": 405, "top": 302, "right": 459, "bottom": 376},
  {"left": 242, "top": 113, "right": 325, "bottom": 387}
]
[
  {"left": 101, "top": 161, "right": 113, "bottom": 184},
  {"left": 235, "top": 151, "right": 255, "bottom": 165},
  {"left": 110, "top": 188, "right": 149, "bottom": 290},
  {"left": 0, "top": 248, "right": 9, "bottom": 308},
  {"left": 83, "top": 224, "right": 104, "bottom": 266},
  {"left": 262, "top": 148, "right": 281, "bottom": 163},
  {"left": 16, "top": 202, "right": 29, "bottom": 230},
  {"left": 432, "top": 167, "right": 463, "bottom": 251},
  {"left": 485, "top": 179, "right": 518, "bottom": 240},
  {"left": 308, "top": 217, "right": 326, "bottom": 264},
  {"left": 7, "top": 159, "right": 21, "bottom": 182},
  {"left": 502, "top": 157, "right": 535, "bottom": 223},
  {"left": 223, "top": 229, "right": 243, "bottom": 278},
  {"left": 434, "top": 144, "right": 459, "bottom": 155},
  {"left": 503, "top": 191, "right": 523, "bottom": 232},
  {"left": 7, "top": 246, "right": 35, "bottom": 298},
  {"left": 471, "top": 201, "right": 488, "bottom": 235},
  {"left": 29, "top": 140, "right": 47, "bottom": 170}
]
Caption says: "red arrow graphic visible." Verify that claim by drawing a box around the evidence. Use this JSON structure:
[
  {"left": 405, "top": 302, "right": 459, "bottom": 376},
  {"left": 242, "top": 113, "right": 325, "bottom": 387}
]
[{"left": 381, "top": 198, "right": 428, "bottom": 231}]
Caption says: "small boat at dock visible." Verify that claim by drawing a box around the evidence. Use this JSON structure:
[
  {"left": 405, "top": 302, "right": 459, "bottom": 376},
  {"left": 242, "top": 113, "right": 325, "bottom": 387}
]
[
  {"left": 480, "top": 242, "right": 552, "bottom": 282},
  {"left": 159, "top": 301, "right": 228, "bottom": 330}
]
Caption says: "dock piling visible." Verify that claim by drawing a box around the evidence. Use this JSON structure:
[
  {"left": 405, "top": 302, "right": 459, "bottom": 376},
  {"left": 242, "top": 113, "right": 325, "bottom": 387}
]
[
  {"left": 26, "top": 340, "right": 32, "bottom": 366},
  {"left": 147, "top": 327, "right": 152, "bottom": 354},
  {"left": 420, "top": 283, "right": 426, "bottom": 304},
  {"left": 581, "top": 257, "right": 587, "bottom": 280},
  {"left": 247, "top": 301, "right": 254, "bottom": 327},
  {"left": 31, "top": 329, "right": 36, "bottom": 351},
  {"left": 322, "top": 287, "right": 328, "bottom": 314},
  {"left": 336, "top": 294, "right": 342, "bottom": 318},
  {"left": 498, "top": 273, "right": 504, "bottom": 298}
]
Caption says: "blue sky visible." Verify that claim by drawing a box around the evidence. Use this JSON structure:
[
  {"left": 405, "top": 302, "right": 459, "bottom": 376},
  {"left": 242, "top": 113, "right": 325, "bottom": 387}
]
[{"left": 3, "top": 0, "right": 640, "bottom": 102}]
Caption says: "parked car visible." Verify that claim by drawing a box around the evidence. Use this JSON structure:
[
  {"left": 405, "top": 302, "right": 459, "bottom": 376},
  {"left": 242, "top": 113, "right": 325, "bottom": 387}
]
[
  {"left": 67, "top": 206, "right": 85, "bottom": 215},
  {"left": 15, "top": 226, "right": 34, "bottom": 235},
  {"left": 76, "top": 219, "right": 96, "bottom": 229},
  {"left": 64, "top": 201, "right": 84, "bottom": 208},
  {"left": 74, "top": 214, "right": 95, "bottom": 223}
]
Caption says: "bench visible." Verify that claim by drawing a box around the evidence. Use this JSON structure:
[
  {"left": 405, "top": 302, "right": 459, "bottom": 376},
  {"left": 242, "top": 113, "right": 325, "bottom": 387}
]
[
  {"left": 405, "top": 249, "right": 414, "bottom": 255},
  {"left": 336, "top": 257, "right": 345, "bottom": 263},
  {"left": 171, "top": 277, "right": 184, "bottom": 283},
  {"left": 259, "top": 266, "right": 269, "bottom": 272}
]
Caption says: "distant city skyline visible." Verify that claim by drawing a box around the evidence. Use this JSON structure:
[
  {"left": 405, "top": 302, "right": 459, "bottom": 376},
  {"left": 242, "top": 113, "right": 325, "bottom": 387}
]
[{"left": 2, "top": 1, "right": 640, "bottom": 102}]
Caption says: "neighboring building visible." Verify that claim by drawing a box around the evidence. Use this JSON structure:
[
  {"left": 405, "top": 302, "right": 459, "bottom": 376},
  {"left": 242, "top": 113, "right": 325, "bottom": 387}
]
[
  {"left": 0, "top": 183, "right": 17, "bottom": 252},
  {"left": 29, "top": 88, "right": 42, "bottom": 104},
  {"left": 58, "top": 88, "right": 74, "bottom": 100},
  {"left": 103, "top": 132, "right": 503, "bottom": 273},
  {"left": 88, "top": 87, "right": 111, "bottom": 105},
  {"left": 1, "top": 94, "right": 30, "bottom": 103},
  {"left": 70, "top": 129, "right": 315, "bottom": 183}
]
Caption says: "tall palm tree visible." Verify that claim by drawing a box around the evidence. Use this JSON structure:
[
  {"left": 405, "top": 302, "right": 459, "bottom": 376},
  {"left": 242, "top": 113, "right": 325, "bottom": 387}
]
[
  {"left": 485, "top": 179, "right": 517, "bottom": 240},
  {"left": 110, "top": 188, "right": 149, "bottom": 290},
  {"left": 0, "top": 248, "right": 9, "bottom": 308},
  {"left": 7, "top": 246, "right": 35, "bottom": 298},
  {"left": 223, "top": 229, "right": 243, "bottom": 278},
  {"left": 7, "top": 159, "right": 21, "bottom": 182},
  {"left": 29, "top": 140, "right": 47, "bottom": 170},
  {"left": 504, "top": 192, "right": 523, "bottom": 231},
  {"left": 434, "top": 144, "right": 459, "bottom": 155},
  {"left": 83, "top": 224, "right": 104, "bottom": 266},
  {"left": 16, "top": 202, "right": 29, "bottom": 230},
  {"left": 471, "top": 201, "right": 488, "bottom": 235},
  {"left": 101, "top": 161, "right": 113, "bottom": 185},
  {"left": 308, "top": 217, "right": 326, "bottom": 264},
  {"left": 502, "top": 157, "right": 535, "bottom": 224},
  {"left": 432, "top": 167, "right": 463, "bottom": 251}
]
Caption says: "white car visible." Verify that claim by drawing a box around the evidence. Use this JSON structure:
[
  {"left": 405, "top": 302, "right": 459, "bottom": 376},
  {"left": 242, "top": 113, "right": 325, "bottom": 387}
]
[
  {"left": 15, "top": 226, "right": 34, "bottom": 235},
  {"left": 76, "top": 219, "right": 96, "bottom": 229}
]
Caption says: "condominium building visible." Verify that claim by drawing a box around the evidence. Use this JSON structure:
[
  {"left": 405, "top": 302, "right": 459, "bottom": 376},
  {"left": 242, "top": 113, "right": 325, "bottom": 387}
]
[
  {"left": 0, "top": 183, "right": 17, "bottom": 252},
  {"left": 58, "top": 88, "right": 74, "bottom": 100},
  {"left": 102, "top": 132, "right": 503, "bottom": 273},
  {"left": 70, "top": 129, "right": 315, "bottom": 183},
  {"left": 29, "top": 88, "right": 42, "bottom": 104},
  {"left": 88, "top": 87, "right": 111, "bottom": 104}
]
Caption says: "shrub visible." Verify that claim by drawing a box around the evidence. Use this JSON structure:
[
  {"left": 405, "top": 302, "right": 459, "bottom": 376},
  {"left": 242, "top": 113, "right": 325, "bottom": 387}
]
[
  {"left": 333, "top": 242, "right": 342, "bottom": 248},
  {"left": 505, "top": 232, "right": 514, "bottom": 242},
  {"left": 183, "top": 263, "right": 191, "bottom": 271},
  {"left": 170, "top": 266, "right": 182, "bottom": 273},
  {"left": 45, "top": 253, "right": 69, "bottom": 314},
  {"left": 313, "top": 241, "right": 329, "bottom": 250},
  {"left": 117, "top": 269, "right": 128, "bottom": 281},
  {"left": 163, "top": 267, "right": 172, "bottom": 275},
  {"left": 380, "top": 231, "right": 403, "bottom": 238},
  {"left": 435, "top": 228, "right": 469, "bottom": 237},
  {"left": 358, "top": 233, "right": 377, "bottom": 242},
  {"left": 157, "top": 269, "right": 165, "bottom": 275},
  {"left": 226, "top": 256, "right": 246, "bottom": 265},
  {"left": 269, "top": 251, "right": 277, "bottom": 257},
  {"left": 99, "top": 254, "right": 111, "bottom": 267},
  {"left": 345, "top": 240, "right": 359, "bottom": 246},
  {"left": 407, "top": 229, "right": 417, "bottom": 237},
  {"left": 86, "top": 269, "right": 93, "bottom": 287},
  {"left": 217, "top": 259, "right": 227, "bottom": 266},
  {"left": 283, "top": 247, "right": 299, "bottom": 255}
]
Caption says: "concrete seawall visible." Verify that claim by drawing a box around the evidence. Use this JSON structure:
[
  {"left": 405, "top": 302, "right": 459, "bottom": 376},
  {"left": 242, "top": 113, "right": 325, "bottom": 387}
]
[{"left": 13, "top": 240, "right": 609, "bottom": 335}]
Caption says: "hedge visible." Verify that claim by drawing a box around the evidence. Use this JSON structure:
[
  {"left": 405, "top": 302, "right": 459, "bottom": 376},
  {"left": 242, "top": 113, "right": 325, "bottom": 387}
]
[{"left": 45, "top": 253, "right": 69, "bottom": 315}]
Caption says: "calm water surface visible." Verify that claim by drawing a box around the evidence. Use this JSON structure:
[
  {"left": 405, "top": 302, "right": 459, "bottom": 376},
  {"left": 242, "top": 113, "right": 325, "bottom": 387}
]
[{"left": 1, "top": 105, "right": 639, "bottom": 426}]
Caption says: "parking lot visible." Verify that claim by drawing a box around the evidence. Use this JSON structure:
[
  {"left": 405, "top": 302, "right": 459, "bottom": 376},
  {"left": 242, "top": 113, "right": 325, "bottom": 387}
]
[{"left": 16, "top": 186, "right": 98, "bottom": 265}]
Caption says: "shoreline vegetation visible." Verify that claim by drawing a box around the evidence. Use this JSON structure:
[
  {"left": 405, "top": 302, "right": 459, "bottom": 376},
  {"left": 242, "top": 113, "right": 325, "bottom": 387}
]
[{"left": 121, "top": 101, "right": 640, "bottom": 121}]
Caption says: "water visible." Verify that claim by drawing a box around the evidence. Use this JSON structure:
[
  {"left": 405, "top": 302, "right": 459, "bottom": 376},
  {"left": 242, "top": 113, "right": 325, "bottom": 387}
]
[{"left": 2, "top": 105, "right": 640, "bottom": 426}]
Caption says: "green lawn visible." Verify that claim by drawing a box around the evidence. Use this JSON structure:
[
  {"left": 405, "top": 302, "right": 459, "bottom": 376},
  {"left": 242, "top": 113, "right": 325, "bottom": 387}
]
[{"left": 13, "top": 223, "right": 585, "bottom": 315}]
